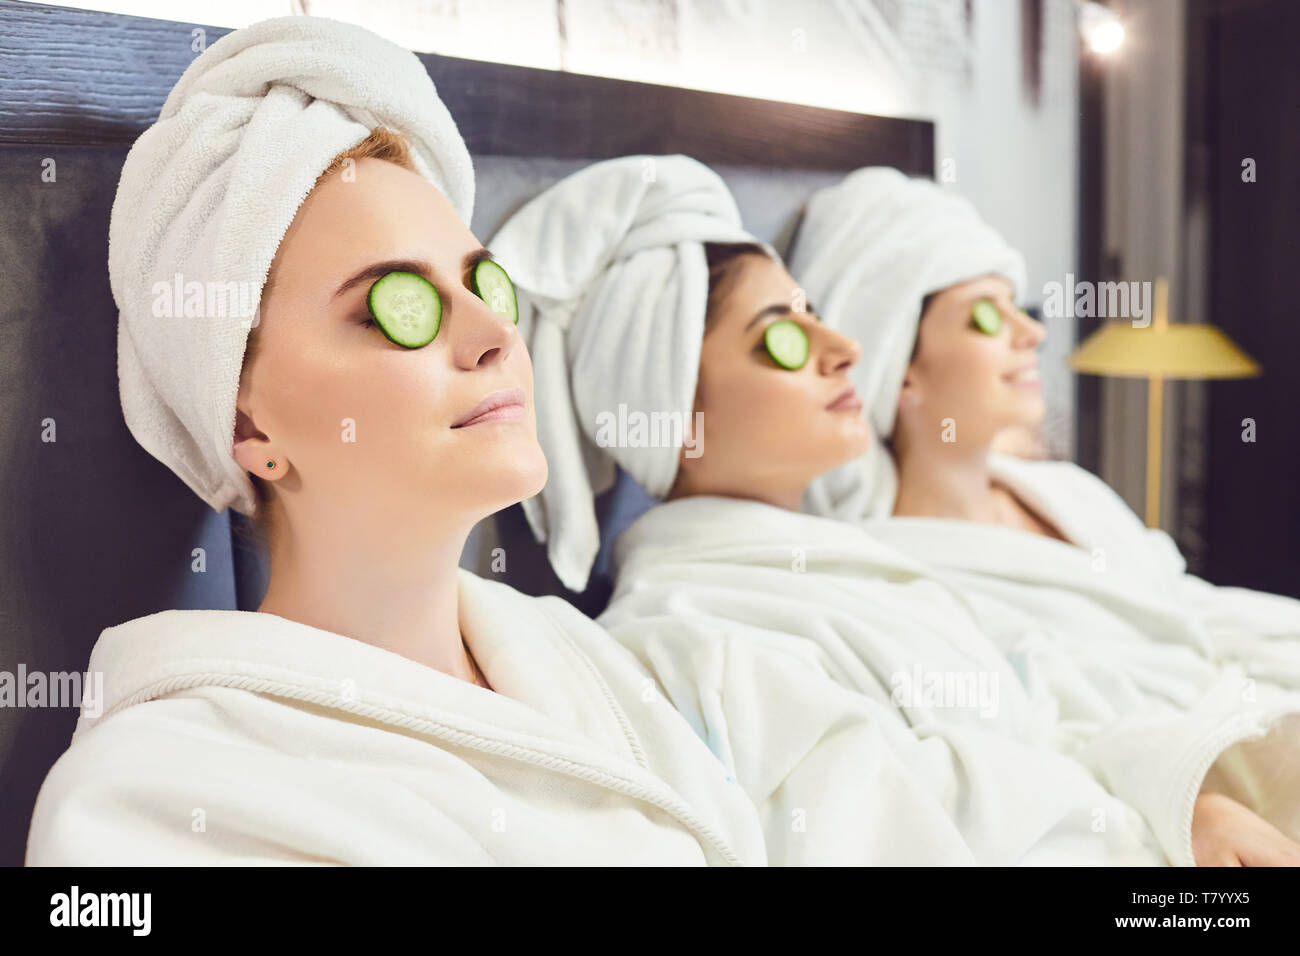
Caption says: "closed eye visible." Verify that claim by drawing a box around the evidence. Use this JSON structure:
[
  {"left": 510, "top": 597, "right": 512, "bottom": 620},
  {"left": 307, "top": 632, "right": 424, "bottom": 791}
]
[
  {"left": 464, "top": 248, "right": 494, "bottom": 292},
  {"left": 752, "top": 317, "right": 780, "bottom": 351}
]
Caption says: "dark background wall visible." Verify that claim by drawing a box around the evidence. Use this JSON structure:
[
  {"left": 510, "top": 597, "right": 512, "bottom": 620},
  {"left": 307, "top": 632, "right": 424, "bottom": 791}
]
[
  {"left": 1077, "top": 0, "right": 1298, "bottom": 599},
  {"left": 1199, "top": 0, "right": 1300, "bottom": 596}
]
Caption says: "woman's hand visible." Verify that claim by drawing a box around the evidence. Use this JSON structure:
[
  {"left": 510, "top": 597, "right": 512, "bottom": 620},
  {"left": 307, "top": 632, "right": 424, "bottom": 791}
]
[{"left": 1191, "top": 791, "right": 1300, "bottom": 866}]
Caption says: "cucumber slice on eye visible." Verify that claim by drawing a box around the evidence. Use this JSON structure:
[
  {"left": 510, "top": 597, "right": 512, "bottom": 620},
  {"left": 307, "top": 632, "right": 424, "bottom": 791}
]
[
  {"left": 764, "top": 318, "right": 810, "bottom": 370},
  {"left": 473, "top": 258, "right": 518, "bottom": 325},
  {"left": 367, "top": 271, "right": 442, "bottom": 348},
  {"left": 972, "top": 299, "right": 1002, "bottom": 335}
]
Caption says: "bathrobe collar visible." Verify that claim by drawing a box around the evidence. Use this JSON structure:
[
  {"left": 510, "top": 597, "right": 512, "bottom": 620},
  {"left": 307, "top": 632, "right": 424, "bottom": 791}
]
[
  {"left": 866, "top": 455, "right": 1187, "bottom": 598},
  {"left": 614, "top": 488, "right": 1199, "bottom": 651},
  {"left": 613, "top": 493, "right": 932, "bottom": 581},
  {"left": 77, "top": 570, "right": 642, "bottom": 768}
]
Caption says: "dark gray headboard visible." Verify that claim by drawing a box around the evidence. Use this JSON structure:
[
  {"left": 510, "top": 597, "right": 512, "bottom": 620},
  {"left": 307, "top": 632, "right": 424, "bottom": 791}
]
[{"left": 0, "top": 0, "right": 933, "bottom": 866}]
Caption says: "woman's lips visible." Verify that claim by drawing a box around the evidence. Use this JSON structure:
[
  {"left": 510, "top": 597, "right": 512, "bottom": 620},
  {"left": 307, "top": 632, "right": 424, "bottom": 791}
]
[
  {"left": 827, "top": 385, "right": 863, "bottom": 412},
  {"left": 1004, "top": 364, "right": 1041, "bottom": 388},
  {"left": 451, "top": 387, "right": 527, "bottom": 428}
]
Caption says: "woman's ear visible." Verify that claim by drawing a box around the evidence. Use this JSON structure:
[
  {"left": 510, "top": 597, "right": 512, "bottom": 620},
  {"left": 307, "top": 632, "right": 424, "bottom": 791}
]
[
  {"left": 233, "top": 406, "right": 288, "bottom": 482},
  {"left": 897, "top": 367, "right": 922, "bottom": 412}
]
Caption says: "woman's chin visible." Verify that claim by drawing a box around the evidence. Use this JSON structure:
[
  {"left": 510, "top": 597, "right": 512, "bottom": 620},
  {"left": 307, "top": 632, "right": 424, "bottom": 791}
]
[
  {"left": 522, "top": 452, "right": 549, "bottom": 500},
  {"left": 810, "top": 429, "right": 874, "bottom": 480},
  {"left": 1019, "top": 398, "right": 1048, "bottom": 426},
  {"left": 449, "top": 445, "right": 548, "bottom": 521},
  {"left": 838, "top": 419, "right": 874, "bottom": 460},
  {"left": 500, "top": 445, "right": 549, "bottom": 504},
  {"left": 1001, "top": 386, "right": 1047, "bottom": 423}
]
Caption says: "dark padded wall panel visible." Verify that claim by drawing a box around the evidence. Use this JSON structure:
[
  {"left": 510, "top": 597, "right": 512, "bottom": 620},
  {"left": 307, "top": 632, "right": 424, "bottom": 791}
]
[{"left": 0, "top": 145, "right": 239, "bottom": 867}]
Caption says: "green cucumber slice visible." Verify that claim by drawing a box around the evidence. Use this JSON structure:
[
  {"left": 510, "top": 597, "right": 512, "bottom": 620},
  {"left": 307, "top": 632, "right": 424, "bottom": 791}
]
[
  {"left": 367, "top": 271, "right": 442, "bottom": 348},
  {"left": 473, "top": 258, "right": 518, "bottom": 325},
  {"left": 972, "top": 299, "right": 1002, "bottom": 335},
  {"left": 764, "top": 318, "right": 810, "bottom": 370}
]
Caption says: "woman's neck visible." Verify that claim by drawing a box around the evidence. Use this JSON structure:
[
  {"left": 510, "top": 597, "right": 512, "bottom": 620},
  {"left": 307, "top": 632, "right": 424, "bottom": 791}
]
[
  {"left": 256, "top": 508, "right": 479, "bottom": 685},
  {"left": 893, "top": 432, "right": 1067, "bottom": 542},
  {"left": 892, "top": 434, "right": 1001, "bottom": 523},
  {"left": 667, "top": 468, "right": 806, "bottom": 513}
]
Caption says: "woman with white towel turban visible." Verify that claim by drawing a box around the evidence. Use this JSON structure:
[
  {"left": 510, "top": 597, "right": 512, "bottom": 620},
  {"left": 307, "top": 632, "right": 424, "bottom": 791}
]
[
  {"left": 25, "top": 17, "right": 768, "bottom": 867},
  {"left": 486, "top": 153, "right": 1287, "bottom": 866},
  {"left": 784, "top": 166, "right": 1300, "bottom": 865}
]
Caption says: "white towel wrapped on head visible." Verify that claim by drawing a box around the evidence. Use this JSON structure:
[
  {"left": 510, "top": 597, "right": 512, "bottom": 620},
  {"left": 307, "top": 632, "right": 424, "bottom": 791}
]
[
  {"left": 787, "top": 167, "right": 1027, "bottom": 519},
  {"left": 489, "top": 155, "right": 769, "bottom": 592},
  {"left": 109, "top": 15, "right": 475, "bottom": 516}
]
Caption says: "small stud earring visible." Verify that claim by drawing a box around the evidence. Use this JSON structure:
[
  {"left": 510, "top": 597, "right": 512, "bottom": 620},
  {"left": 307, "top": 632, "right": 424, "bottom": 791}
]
[{"left": 266, "top": 460, "right": 276, "bottom": 470}]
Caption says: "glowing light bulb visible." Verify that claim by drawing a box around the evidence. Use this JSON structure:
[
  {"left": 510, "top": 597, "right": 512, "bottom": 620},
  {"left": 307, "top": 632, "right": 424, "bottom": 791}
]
[{"left": 1080, "top": 2, "right": 1125, "bottom": 56}]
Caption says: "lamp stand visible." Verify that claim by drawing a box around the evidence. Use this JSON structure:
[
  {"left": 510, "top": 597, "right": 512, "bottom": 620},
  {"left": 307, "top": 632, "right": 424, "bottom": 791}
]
[{"left": 1145, "top": 373, "right": 1163, "bottom": 528}]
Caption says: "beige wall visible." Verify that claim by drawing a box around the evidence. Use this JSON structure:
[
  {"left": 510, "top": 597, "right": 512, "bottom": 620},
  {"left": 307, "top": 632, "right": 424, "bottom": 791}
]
[{"left": 1099, "top": 0, "right": 1190, "bottom": 528}]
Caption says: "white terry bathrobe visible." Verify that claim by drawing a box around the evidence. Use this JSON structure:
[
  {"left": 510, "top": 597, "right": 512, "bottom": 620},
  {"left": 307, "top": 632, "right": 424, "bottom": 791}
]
[
  {"left": 864, "top": 454, "right": 1300, "bottom": 838},
  {"left": 600, "top": 496, "right": 1300, "bottom": 867},
  {"left": 909, "top": 453, "right": 1300, "bottom": 692},
  {"left": 26, "top": 571, "right": 767, "bottom": 866}
]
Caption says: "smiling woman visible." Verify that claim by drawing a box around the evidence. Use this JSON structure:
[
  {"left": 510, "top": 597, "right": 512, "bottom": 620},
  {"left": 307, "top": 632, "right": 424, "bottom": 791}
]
[
  {"left": 780, "top": 163, "right": 1300, "bottom": 868},
  {"left": 888, "top": 273, "right": 1052, "bottom": 526}
]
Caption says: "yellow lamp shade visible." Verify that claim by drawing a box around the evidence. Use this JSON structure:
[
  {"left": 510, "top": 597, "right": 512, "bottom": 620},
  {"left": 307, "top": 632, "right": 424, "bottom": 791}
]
[
  {"left": 1065, "top": 277, "right": 1260, "bottom": 530},
  {"left": 1068, "top": 321, "right": 1261, "bottom": 379},
  {"left": 1067, "top": 277, "right": 1260, "bottom": 380}
]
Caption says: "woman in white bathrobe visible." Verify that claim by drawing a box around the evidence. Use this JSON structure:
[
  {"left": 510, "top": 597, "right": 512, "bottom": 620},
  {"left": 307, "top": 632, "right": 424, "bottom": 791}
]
[
  {"left": 782, "top": 167, "right": 1300, "bottom": 866},
  {"left": 24, "top": 18, "right": 766, "bottom": 867},
  {"left": 487, "top": 155, "right": 1298, "bottom": 866}
]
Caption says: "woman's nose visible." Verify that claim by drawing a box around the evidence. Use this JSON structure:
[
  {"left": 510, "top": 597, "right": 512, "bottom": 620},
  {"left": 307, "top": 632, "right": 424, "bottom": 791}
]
[
  {"left": 450, "top": 290, "right": 518, "bottom": 370},
  {"left": 1010, "top": 307, "right": 1046, "bottom": 348},
  {"left": 813, "top": 320, "right": 862, "bottom": 373}
]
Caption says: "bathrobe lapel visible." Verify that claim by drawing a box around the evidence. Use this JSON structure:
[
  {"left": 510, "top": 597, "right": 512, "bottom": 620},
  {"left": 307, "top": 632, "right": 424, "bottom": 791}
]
[{"left": 83, "top": 579, "right": 634, "bottom": 774}]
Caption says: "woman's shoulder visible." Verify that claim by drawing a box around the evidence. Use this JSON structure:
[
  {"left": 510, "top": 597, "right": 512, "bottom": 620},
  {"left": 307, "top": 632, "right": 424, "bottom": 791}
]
[
  {"left": 991, "top": 454, "right": 1146, "bottom": 529},
  {"left": 458, "top": 568, "right": 608, "bottom": 640},
  {"left": 25, "top": 690, "right": 260, "bottom": 864}
]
